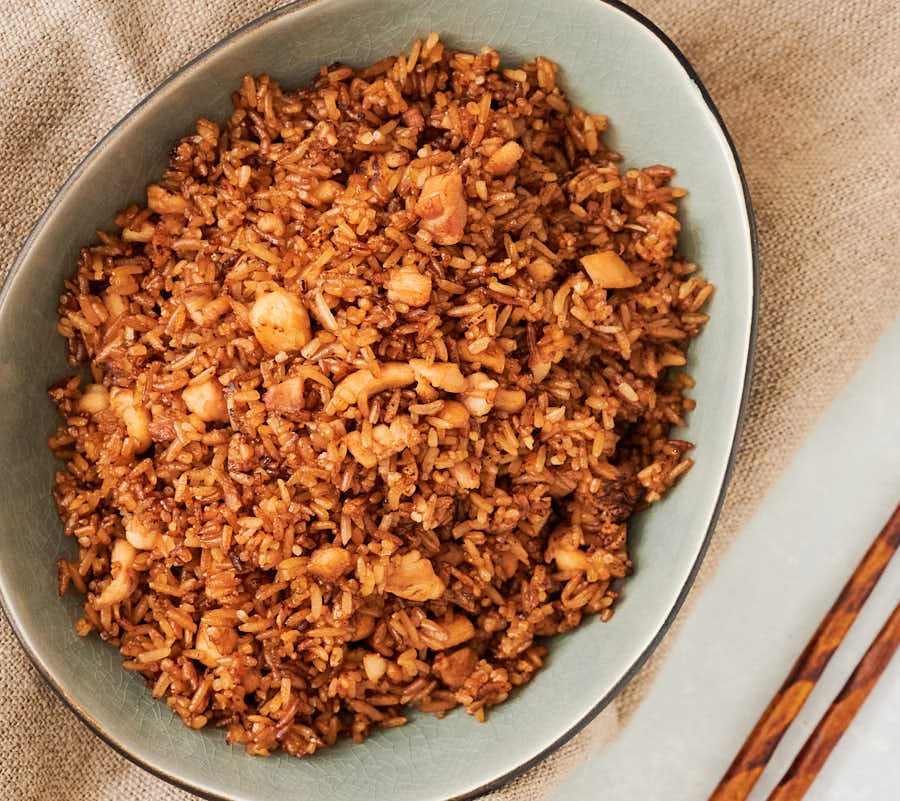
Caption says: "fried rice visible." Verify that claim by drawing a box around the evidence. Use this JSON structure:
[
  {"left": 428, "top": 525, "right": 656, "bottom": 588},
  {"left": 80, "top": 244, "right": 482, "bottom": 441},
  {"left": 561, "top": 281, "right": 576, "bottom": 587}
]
[{"left": 48, "top": 34, "right": 712, "bottom": 757}]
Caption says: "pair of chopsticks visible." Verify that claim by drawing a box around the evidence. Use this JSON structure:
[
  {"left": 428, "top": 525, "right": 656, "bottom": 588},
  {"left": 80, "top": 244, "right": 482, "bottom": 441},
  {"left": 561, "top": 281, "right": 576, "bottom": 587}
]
[{"left": 707, "top": 500, "right": 900, "bottom": 801}]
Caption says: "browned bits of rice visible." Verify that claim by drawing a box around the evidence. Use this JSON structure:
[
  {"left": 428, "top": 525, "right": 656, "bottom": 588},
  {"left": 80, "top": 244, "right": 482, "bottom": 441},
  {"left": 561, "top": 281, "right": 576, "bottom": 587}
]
[{"left": 48, "top": 34, "right": 712, "bottom": 757}]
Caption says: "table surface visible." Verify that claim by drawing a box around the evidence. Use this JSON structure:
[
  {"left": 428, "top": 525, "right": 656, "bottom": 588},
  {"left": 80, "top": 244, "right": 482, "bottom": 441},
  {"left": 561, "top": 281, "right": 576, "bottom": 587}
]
[
  {"left": 551, "top": 318, "right": 900, "bottom": 800},
  {"left": 1, "top": 3, "right": 899, "bottom": 798}
]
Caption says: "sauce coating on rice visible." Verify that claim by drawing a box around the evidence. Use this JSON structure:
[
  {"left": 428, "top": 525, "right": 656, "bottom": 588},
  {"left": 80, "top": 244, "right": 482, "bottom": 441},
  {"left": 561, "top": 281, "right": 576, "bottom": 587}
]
[{"left": 48, "top": 34, "right": 711, "bottom": 756}]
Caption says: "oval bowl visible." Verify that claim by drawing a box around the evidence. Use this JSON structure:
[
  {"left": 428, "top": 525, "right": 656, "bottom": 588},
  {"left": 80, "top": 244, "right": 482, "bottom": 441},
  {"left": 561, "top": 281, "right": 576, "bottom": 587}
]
[{"left": 0, "top": 0, "right": 756, "bottom": 799}]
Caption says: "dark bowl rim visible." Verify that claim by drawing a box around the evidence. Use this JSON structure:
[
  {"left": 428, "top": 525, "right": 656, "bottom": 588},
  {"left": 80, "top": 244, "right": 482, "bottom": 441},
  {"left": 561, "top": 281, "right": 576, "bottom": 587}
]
[{"left": 0, "top": 0, "right": 759, "bottom": 799}]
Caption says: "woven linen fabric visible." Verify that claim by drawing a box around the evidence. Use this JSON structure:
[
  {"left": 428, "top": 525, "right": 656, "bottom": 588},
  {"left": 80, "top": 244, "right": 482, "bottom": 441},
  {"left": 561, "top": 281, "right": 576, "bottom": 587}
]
[{"left": 1, "top": 1, "right": 899, "bottom": 799}]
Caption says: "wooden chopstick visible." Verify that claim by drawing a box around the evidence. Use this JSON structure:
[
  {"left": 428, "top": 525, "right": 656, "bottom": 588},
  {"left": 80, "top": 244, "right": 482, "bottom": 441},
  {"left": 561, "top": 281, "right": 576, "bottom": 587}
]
[
  {"left": 707, "top": 500, "right": 900, "bottom": 801},
  {"left": 765, "top": 598, "right": 900, "bottom": 801}
]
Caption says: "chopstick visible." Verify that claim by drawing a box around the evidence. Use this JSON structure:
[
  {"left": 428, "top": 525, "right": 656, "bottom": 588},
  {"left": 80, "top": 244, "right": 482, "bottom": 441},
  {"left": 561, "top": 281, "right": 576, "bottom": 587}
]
[
  {"left": 707, "top": 500, "right": 900, "bottom": 801},
  {"left": 766, "top": 598, "right": 900, "bottom": 801}
]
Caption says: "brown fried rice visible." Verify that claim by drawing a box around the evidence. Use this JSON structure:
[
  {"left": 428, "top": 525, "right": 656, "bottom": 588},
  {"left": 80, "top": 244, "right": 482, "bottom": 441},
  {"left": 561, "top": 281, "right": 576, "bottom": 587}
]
[{"left": 48, "top": 33, "right": 711, "bottom": 757}]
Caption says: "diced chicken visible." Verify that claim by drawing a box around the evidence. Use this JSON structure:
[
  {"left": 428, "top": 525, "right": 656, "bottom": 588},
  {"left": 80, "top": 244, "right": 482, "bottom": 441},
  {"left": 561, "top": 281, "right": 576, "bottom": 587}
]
[
  {"left": 387, "top": 265, "right": 432, "bottom": 307},
  {"left": 451, "top": 460, "right": 480, "bottom": 489},
  {"left": 78, "top": 384, "right": 109, "bottom": 414},
  {"left": 249, "top": 288, "right": 311, "bottom": 355},
  {"left": 485, "top": 141, "right": 524, "bottom": 176},
  {"left": 264, "top": 376, "right": 306, "bottom": 415},
  {"left": 307, "top": 546, "right": 353, "bottom": 581},
  {"left": 433, "top": 647, "right": 478, "bottom": 689},
  {"left": 182, "top": 378, "right": 227, "bottom": 422},
  {"left": 415, "top": 170, "right": 468, "bottom": 245},
  {"left": 461, "top": 372, "right": 498, "bottom": 416},
  {"left": 385, "top": 550, "right": 445, "bottom": 601},
  {"left": 109, "top": 388, "right": 152, "bottom": 452},
  {"left": 345, "top": 415, "right": 419, "bottom": 468},
  {"left": 419, "top": 615, "right": 476, "bottom": 651}
]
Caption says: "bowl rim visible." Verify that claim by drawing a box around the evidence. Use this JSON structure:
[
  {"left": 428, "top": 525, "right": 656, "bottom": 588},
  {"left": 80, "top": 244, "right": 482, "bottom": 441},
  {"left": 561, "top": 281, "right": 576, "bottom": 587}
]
[{"left": 0, "top": 0, "right": 758, "bottom": 798}]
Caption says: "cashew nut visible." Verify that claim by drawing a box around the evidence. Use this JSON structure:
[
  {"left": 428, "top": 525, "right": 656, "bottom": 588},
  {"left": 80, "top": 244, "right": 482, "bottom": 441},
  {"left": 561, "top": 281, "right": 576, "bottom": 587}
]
[
  {"left": 580, "top": 251, "right": 640, "bottom": 289},
  {"left": 327, "top": 363, "right": 415, "bottom": 414},
  {"left": 345, "top": 415, "right": 419, "bottom": 468},
  {"left": 96, "top": 539, "right": 137, "bottom": 607},
  {"left": 409, "top": 359, "right": 466, "bottom": 393},
  {"left": 125, "top": 514, "right": 161, "bottom": 550}
]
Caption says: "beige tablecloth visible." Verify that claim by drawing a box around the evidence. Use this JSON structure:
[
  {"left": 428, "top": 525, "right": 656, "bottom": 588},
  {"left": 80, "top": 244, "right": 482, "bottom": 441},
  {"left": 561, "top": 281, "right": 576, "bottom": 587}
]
[{"left": 1, "top": 1, "right": 898, "bottom": 798}]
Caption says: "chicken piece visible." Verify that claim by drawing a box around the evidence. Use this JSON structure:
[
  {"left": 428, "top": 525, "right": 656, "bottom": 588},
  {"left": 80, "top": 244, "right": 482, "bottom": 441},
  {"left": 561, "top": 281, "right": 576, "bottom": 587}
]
[
  {"left": 77, "top": 384, "right": 109, "bottom": 414},
  {"left": 307, "top": 546, "right": 353, "bottom": 581},
  {"left": 387, "top": 265, "right": 432, "bottom": 307},
  {"left": 485, "top": 141, "right": 524, "bottom": 176},
  {"left": 108, "top": 388, "right": 151, "bottom": 451},
  {"left": 384, "top": 550, "right": 445, "bottom": 601},
  {"left": 415, "top": 170, "right": 468, "bottom": 245},
  {"left": 345, "top": 415, "right": 419, "bottom": 468},
  {"left": 419, "top": 615, "right": 476, "bottom": 651},
  {"left": 249, "top": 288, "right": 311, "bottom": 355},
  {"left": 461, "top": 372, "right": 498, "bottom": 416},
  {"left": 264, "top": 376, "right": 306, "bottom": 415},
  {"left": 182, "top": 378, "right": 227, "bottom": 422},
  {"left": 433, "top": 647, "right": 478, "bottom": 689}
]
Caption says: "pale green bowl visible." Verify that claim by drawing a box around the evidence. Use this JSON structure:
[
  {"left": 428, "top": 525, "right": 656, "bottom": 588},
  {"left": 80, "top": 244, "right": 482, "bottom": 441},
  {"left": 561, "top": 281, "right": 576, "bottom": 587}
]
[{"left": 0, "top": 1, "right": 756, "bottom": 799}]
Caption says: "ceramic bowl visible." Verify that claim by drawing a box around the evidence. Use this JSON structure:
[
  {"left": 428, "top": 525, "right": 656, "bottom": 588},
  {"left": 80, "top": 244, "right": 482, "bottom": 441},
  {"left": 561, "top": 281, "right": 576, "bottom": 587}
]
[{"left": 0, "top": 1, "right": 756, "bottom": 799}]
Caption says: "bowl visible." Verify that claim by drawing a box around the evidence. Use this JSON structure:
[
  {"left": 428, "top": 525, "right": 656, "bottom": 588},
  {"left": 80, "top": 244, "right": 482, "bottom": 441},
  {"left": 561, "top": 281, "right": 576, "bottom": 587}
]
[{"left": 0, "top": 1, "right": 756, "bottom": 799}]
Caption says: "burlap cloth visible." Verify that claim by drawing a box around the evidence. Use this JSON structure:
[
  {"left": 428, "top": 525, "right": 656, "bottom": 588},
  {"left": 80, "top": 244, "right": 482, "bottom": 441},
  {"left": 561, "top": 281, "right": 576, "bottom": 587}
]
[{"left": 1, "top": 1, "right": 898, "bottom": 798}]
